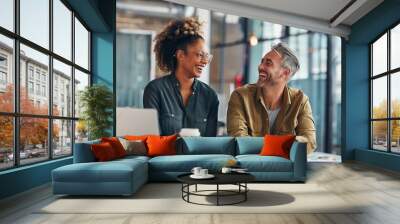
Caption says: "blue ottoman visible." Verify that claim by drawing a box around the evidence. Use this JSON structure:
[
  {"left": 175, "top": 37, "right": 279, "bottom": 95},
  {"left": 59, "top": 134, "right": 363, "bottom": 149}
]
[{"left": 52, "top": 156, "right": 148, "bottom": 196}]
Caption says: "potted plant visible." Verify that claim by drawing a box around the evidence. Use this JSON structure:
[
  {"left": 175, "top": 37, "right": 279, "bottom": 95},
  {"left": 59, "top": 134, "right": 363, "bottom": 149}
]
[{"left": 79, "top": 84, "right": 113, "bottom": 140}]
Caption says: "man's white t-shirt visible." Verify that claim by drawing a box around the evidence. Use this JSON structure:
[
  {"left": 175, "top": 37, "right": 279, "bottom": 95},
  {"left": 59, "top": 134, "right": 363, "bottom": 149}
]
[{"left": 266, "top": 107, "right": 280, "bottom": 130}]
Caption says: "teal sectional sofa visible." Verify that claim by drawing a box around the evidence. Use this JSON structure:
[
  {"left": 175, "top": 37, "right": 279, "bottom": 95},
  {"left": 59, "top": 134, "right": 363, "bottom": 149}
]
[{"left": 52, "top": 137, "right": 307, "bottom": 196}]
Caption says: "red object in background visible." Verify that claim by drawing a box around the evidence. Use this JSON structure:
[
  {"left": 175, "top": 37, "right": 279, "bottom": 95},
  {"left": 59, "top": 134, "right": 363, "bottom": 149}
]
[{"left": 234, "top": 73, "right": 243, "bottom": 88}]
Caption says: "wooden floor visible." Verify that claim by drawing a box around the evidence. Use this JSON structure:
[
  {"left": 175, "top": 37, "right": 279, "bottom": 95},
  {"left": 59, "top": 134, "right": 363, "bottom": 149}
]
[{"left": 1, "top": 161, "right": 400, "bottom": 224}]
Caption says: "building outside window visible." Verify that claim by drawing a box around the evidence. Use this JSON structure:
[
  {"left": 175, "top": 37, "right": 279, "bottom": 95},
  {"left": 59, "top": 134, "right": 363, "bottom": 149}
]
[
  {"left": 41, "top": 85, "right": 46, "bottom": 97},
  {"left": 0, "top": 71, "right": 6, "bottom": 84},
  {"left": 35, "top": 83, "right": 40, "bottom": 95},
  {"left": 0, "top": 54, "right": 7, "bottom": 67},
  {"left": 41, "top": 73, "right": 46, "bottom": 83},
  {"left": 28, "top": 66, "right": 34, "bottom": 80},
  {"left": 0, "top": 54, "right": 7, "bottom": 89},
  {"left": 28, "top": 81, "right": 34, "bottom": 94}
]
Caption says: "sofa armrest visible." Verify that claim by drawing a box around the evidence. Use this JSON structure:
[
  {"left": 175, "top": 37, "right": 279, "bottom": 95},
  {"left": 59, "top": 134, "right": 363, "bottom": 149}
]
[
  {"left": 289, "top": 141, "right": 307, "bottom": 181},
  {"left": 73, "top": 140, "right": 100, "bottom": 163}
]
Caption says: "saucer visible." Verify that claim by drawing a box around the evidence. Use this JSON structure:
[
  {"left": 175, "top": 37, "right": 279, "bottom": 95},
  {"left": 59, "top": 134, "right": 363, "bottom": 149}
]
[
  {"left": 190, "top": 174, "right": 215, "bottom": 179},
  {"left": 232, "top": 170, "right": 249, "bottom": 174}
]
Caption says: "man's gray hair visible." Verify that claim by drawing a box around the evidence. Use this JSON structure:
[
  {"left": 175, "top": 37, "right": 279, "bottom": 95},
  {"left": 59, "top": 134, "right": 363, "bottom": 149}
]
[{"left": 271, "top": 43, "right": 300, "bottom": 76}]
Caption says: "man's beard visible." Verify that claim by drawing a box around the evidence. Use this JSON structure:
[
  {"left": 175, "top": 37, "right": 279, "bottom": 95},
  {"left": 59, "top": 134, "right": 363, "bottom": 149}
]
[{"left": 257, "top": 73, "right": 274, "bottom": 87}]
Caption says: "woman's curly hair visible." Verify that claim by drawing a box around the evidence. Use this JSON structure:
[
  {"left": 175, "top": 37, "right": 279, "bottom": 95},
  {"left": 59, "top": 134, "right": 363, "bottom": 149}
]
[{"left": 154, "top": 17, "right": 204, "bottom": 73}]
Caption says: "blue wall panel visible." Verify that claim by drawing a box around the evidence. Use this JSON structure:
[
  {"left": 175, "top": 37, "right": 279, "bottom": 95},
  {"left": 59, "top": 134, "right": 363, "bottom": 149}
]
[
  {"left": 355, "top": 149, "right": 400, "bottom": 172},
  {"left": 0, "top": 158, "right": 72, "bottom": 199},
  {"left": 344, "top": 0, "right": 400, "bottom": 172},
  {"left": 91, "top": 0, "right": 116, "bottom": 135},
  {"left": 343, "top": 44, "right": 369, "bottom": 159}
]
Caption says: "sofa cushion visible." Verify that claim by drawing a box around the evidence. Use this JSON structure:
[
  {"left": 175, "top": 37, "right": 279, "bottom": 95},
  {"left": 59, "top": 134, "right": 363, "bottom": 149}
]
[
  {"left": 53, "top": 158, "right": 147, "bottom": 183},
  {"left": 260, "top": 135, "right": 296, "bottom": 159},
  {"left": 91, "top": 142, "right": 118, "bottom": 161},
  {"left": 124, "top": 135, "right": 151, "bottom": 142},
  {"left": 74, "top": 139, "right": 101, "bottom": 163},
  {"left": 180, "top": 137, "right": 236, "bottom": 155},
  {"left": 236, "top": 137, "right": 264, "bottom": 155},
  {"left": 236, "top": 155, "right": 293, "bottom": 172},
  {"left": 147, "top": 135, "right": 178, "bottom": 157},
  {"left": 148, "top": 154, "right": 235, "bottom": 172},
  {"left": 101, "top": 137, "right": 127, "bottom": 158},
  {"left": 115, "top": 155, "right": 150, "bottom": 163},
  {"left": 119, "top": 138, "right": 147, "bottom": 156}
]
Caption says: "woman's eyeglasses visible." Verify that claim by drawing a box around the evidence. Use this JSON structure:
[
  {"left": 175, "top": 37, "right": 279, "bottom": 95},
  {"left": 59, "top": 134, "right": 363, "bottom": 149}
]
[{"left": 191, "top": 51, "right": 213, "bottom": 63}]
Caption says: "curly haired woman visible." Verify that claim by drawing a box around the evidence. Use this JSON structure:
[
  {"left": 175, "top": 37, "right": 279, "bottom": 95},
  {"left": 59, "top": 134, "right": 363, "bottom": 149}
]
[{"left": 143, "top": 17, "right": 219, "bottom": 137}]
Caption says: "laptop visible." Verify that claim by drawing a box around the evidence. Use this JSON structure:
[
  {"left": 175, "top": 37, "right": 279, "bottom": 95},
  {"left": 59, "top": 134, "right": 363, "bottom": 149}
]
[{"left": 116, "top": 107, "right": 160, "bottom": 136}]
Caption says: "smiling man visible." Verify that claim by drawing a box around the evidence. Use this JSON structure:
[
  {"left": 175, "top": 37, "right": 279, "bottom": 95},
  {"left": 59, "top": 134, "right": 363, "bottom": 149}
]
[{"left": 227, "top": 43, "right": 316, "bottom": 153}]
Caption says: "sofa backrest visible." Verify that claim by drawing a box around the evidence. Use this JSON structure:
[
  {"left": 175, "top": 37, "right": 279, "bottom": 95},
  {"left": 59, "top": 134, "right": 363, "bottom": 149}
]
[
  {"left": 179, "top": 137, "right": 236, "bottom": 155},
  {"left": 235, "top": 137, "right": 264, "bottom": 155},
  {"left": 73, "top": 139, "right": 100, "bottom": 163}
]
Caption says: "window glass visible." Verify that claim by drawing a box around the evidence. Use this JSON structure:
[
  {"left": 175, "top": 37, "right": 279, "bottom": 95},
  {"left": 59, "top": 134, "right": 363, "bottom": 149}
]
[
  {"left": 391, "top": 120, "right": 400, "bottom": 153},
  {"left": 75, "top": 120, "right": 88, "bottom": 143},
  {"left": 20, "top": 44, "right": 49, "bottom": 115},
  {"left": 74, "top": 18, "right": 89, "bottom": 70},
  {"left": 53, "top": 119, "right": 72, "bottom": 158},
  {"left": 372, "top": 34, "right": 387, "bottom": 76},
  {"left": 0, "top": 116, "right": 14, "bottom": 170},
  {"left": 20, "top": 117, "right": 49, "bottom": 165},
  {"left": 391, "top": 24, "right": 400, "bottom": 70},
  {"left": 53, "top": 0, "right": 72, "bottom": 60},
  {"left": 372, "top": 77, "right": 387, "bottom": 119},
  {"left": 20, "top": 0, "right": 49, "bottom": 49},
  {"left": 0, "top": 35, "right": 14, "bottom": 113},
  {"left": 0, "top": 0, "right": 14, "bottom": 31},
  {"left": 391, "top": 72, "right": 400, "bottom": 118},
  {"left": 53, "top": 59, "right": 72, "bottom": 117},
  {"left": 372, "top": 121, "right": 388, "bottom": 151},
  {"left": 74, "top": 69, "right": 89, "bottom": 118}
]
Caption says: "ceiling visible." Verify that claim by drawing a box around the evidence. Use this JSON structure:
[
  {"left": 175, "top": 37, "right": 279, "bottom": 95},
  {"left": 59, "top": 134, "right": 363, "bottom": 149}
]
[{"left": 164, "top": 0, "right": 384, "bottom": 38}]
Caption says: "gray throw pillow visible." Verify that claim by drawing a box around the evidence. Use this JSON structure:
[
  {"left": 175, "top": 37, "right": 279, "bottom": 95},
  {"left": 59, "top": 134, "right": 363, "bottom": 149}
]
[{"left": 118, "top": 138, "right": 147, "bottom": 156}]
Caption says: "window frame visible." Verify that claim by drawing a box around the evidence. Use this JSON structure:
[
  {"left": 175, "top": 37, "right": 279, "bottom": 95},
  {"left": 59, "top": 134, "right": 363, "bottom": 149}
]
[
  {"left": 370, "top": 20, "right": 400, "bottom": 154},
  {"left": 0, "top": 0, "right": 92, "bottom": 171}
]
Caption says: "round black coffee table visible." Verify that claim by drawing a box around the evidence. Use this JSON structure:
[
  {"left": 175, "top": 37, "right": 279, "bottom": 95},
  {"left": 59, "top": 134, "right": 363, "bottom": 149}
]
[{"left": 177, "top": 173, "right": 255, "bottom": 206}]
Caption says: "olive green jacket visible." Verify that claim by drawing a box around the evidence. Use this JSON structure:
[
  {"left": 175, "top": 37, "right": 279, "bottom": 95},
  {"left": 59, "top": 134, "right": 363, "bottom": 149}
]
[{"left": 227, "top": 84, "right": 316, "bottom": 154}]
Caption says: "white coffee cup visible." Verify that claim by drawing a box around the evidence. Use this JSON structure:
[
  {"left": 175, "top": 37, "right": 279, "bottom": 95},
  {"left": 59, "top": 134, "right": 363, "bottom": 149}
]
[
  {"left": 200, "top": 169, "right": 208, "bottom": 176},
  {"left": 191, "top": 167, "right": 202, "bottom": 176},
  {"left": 221, "top": 167, "right": 232, "bottom": 174}
]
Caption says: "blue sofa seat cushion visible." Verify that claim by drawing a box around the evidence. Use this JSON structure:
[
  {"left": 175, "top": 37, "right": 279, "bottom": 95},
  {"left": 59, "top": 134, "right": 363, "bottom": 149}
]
[
  {"left": 116, "top": 155, "right": 150, "bottom": 163},
  {"left": 179, "top": 137, "right": 236, "bottom": 155},
  {"left": 149, "top": 154, "right": 235, "bottom": 172},
  {"left": 53, "top": 159, "right": 147, "bottom": 183},
  {"left": 236, "top": 155, "right": 293, "bottom": 172}
]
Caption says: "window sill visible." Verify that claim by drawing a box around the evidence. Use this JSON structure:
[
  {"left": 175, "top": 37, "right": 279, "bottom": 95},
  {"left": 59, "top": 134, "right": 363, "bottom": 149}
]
[{"left": 0, "top": 156, "right": 72, "bottom": 176}]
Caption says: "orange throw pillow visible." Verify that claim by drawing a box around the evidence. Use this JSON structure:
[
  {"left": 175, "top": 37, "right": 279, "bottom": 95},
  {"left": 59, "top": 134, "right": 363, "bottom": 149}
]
[
  {"left": 260, "top": 135, "right": 296, "bottom": 159},
  {"left": 146, "top": 135, "right": 178, "bottom": 157},
  {"left": 91, "top": 142, "right": 117, "bottom": 161},
  {"left": 101, "top": 137, "right": 127, "bottom": 158},
  {"left": 124, "top": 135, "right": 151, "bottom": 142}
]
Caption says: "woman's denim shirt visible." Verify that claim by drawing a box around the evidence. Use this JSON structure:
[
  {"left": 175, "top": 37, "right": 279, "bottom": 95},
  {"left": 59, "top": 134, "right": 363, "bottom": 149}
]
[{"left": 143, "top": 74, "right": 219, "bottom": 137}]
